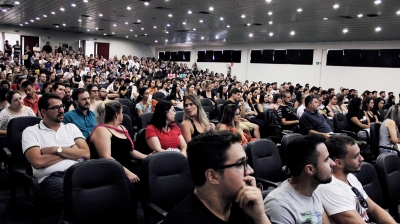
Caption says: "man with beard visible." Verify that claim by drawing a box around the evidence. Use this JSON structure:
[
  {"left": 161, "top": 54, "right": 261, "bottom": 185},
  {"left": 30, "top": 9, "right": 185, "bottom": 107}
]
[
  {"left": 316, "top": 135, "right": 395, "bottom": 223},
  {"left": 264, "top": 134, "right": 334, "bottom": 223},
  {"left": 22, "top": 81, "right": 40, "bottom": 116},
  {"left": 22, "top": 93, "right": 89, "bottom": 207},
  {"left": 63, "top": 88, "right": 96, "bottom": 139},
  {"left": 62, "top": 83, "right": 72, "bottom": 112}
]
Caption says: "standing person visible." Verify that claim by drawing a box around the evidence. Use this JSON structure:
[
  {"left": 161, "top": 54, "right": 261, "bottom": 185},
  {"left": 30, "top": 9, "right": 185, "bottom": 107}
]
[
  {"left": 4, "top": 40, "right": 12, "bottom": 57},
  {"left": 265, "top": 134, "right": 334, "bottom": 223},
  {"left": 42, "top": 41, "right": 52, "bottom": 54},
  {"left": 23, "top": 45, "right": 33, "bottom": 68},
  {"left": 22, "top": 93, "right": 90, "bottom": 208},
  {"left": 163, "top": 131, "right": 271, "bottom": 224},
  {"left": 316, "top": 135, "right": 396, "bottom": 223},
  {"left": 12, "top": 40, "right": 21, "bottom": 62}
]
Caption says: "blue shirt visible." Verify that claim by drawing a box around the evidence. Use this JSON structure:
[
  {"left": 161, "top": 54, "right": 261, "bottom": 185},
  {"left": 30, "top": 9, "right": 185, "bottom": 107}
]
[
  {"left": 63, "top": 108, "right": 96, "bottom": 139},
  {"left": 299, "top": 109, "right": 332, "bottom": 135}
]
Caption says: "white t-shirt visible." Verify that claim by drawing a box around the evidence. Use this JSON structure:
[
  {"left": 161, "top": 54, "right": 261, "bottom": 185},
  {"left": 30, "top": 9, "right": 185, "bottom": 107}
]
[
  {"left": 297, "top": 104, "right": 306, "bottom": 118},
  {"left": 315, "top": 174, "right": 369, "bottom": 223}
]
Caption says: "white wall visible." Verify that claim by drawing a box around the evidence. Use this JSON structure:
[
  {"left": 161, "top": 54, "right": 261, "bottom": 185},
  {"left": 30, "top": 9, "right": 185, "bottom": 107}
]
[
  {"left": 1, "top": 25, "right": 154, "bottom": 58},
  {"left": 153, "top": 41, "right": 400, "bottom": 97}
]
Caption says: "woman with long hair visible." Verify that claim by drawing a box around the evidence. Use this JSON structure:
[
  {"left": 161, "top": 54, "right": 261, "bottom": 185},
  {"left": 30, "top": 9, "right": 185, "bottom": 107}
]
[
  {"left": 135, "top": 87, "right": 151, "bottom": 116},
  {"left": 217, "top": 104, "right": 256, "bottom": 145},
  {"left": 372, "top": 97, "right": 385, "bottom": 123},
  {"left": 346, "top": 97, "right": 370, "bottom": 139},
  {"left": 185, "top": 83, "right": 197, "bottom": 96},
  {"left": 167, "top": 82, "right": 184, "bottom": 110},
  {"left": 200, "top": 81, "right": 216, "bottom": 105},
  {"left": 336, "top": 94, "right": 348, "bottom": 114},
  {"left": 259, "top": 92, "right": 272, "bottom": 111},
  {"left": 379, "top": 104, "right": 400, "bottom": 155},
  {"left": 158, "top": 80, "right": 169, "bottom": 96},
  {"left": 41, "top": 81, "right": 53, "bottom": 95},
  {"left": 270, "top": 93, "right": 282, "bottom": 111},
  {"left": 145, "top": 100, "right": 187, "bottom": 155},
  {"left": 181, "top": 94, "right": 215, "bottom": 143},
  {"left": 216, "top": 85, "right": 228, "bottom": 100},
  {"left": 148, "top": 79, "right": 158, "bottom": 95},
  {"left": 324, "top": 94, "right": 342, "bottom": 117},
  {"left": 241, "top": 90, "right": 265, "bottom": 136},
  {"left": 384, "top": 95, "right": 396, "bottom": 110},
  {"left": 362, "top": 97, "right": 377, "bottom": 123}
]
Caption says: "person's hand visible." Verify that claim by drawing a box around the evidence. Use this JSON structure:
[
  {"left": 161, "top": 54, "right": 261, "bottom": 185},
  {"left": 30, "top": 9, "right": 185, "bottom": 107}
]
[
  {"left": 127, "top": 172, "right": 140, "bottom": 183},
  {"left": 236, "top": 176, "right": 268, "bottom": 223}
]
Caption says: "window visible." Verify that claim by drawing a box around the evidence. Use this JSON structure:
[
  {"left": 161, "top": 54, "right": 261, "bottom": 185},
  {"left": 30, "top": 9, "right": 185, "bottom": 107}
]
[
  {"left": 250, "top": 49, "right": 313, "bottom": 65},
  {"left": 326, "top": 49, "right": 400, "bottom": 68},
  {"left": 197, "top": 50, "right": 241, "bottom": 62},
  {"left": 158, "top": 51, "right": 190, "bottom": 61}
]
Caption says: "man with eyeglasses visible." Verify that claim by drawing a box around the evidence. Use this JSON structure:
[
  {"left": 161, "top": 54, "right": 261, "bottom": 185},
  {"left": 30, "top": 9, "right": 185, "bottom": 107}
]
[
  {"left": 264, "top": 134, "right": 334, "bottom": 223},
  {"left": 63, "top": 88, "right": 96, "bottom": 139},
  {"left": 277, "top": 91, "right": 299, "bottom": 131},
  {"left": 316, "top": 135, "right": 395, "bottom": 223},
  {"left": 164, "top": 131, "right": 271, "bottom": 224},
  {"left": 22, "top": 93, "right": 89, "bottom": 208}
]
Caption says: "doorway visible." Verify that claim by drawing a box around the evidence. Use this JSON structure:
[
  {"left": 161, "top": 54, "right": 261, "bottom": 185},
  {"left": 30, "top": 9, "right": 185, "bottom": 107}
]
[{"left": 95, "top": 42, "right": 109, "bottom": 59}]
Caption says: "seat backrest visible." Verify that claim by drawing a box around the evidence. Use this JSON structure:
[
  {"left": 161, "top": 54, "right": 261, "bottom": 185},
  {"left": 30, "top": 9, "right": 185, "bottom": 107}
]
[
  {"left": 245, "top": 139, "right": 284, "bottom": 182},
  {"left": 369, "top": 122, "right": 381, "bottom": 158},
  {"left": 200, "top": 98, "right": 215, "bottom": 119},
  {"left": 280, "top": 133, "right": 302, "bottom": 166},
  {"left": 174, "top": 111, "right": 184, "bottom": 129},
  {"left": 122, "top": 114, "right": 134, "bottom": 139},
  {"left": 353, "top": 162, "right": 385, "bottom": 208},
  {"left": 215, "top": 99, "right": 227, "bottom": 107},
  {"left": 135, "top": 128, "right": 152, "bottom": 155},
  {"left": 152, "top": 92, "right": 166, "bottom": 101},
  {"left": 333, "top": 113, "right": 349, "bottom": 132},
  {"left": 138, "top": 112, "right": 154, "bottom": 130},
  {"left": 376, "top": 153, "right": 400, "bottom": 207},
  {"left": 63, "top": 159, "right": 134, "bottom": 224},
  {"left": 216, "top": 104, "right": 224, "bottom": 122},
  {"left": 141, "top": 152, "right": 194, "bottom": 212}
]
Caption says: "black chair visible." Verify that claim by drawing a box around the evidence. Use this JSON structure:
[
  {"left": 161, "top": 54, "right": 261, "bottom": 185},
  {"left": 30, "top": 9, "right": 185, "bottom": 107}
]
[
  {"left": 141, "top": 152, "right": 194, "bottom": 224},
  {"left": 382, "top": 109, "right": 388, "bottom": 120},
  {"left": 333, "top": 113, "right": 369, "bottom": 142},
  {"left": 135, "top": 128, "right": 152, "bottom": 155},
  {"left": 63, "top": 159, "right": 135, "bottom": 224},
  {"left": 174, "top": 111, "right": 184, "bottom": 129},
  {"left": 245, "top": 139, "right": 286, "bottom": 189},
  {"left": 200, "top": 98, "right": 218, "bottom": 124},
  {"left": 152, "top": 92, "right": 166, "bottom": 101},
  {"left": 280, "top": 133, "right": 302, "bottom": 167},
  {"left": 376, "top": 153, "right": 400, "bottom": 222},
  {"left": 353, "top": 162, "right": 385, "bottom": 209},
  {"left": 122, "top": 114, "right": 134, "bottom": 140},
  {"left": 121, "top": 104, "right": 132, "bottom": 119},
  {"left": 118, "top": 98, "right": 137, "bottom": 127},
  {"left": 215, "top": 99, "right": 227, "bottom": 109},
  {"left": 138, "top": 112, "right": 154, "bottom": 130},
  {"left": 369, "top": 122, "right": 393, "bottom": 159},
  {"left": 216, "top": 104, "right": 224, "bottom": 122}
]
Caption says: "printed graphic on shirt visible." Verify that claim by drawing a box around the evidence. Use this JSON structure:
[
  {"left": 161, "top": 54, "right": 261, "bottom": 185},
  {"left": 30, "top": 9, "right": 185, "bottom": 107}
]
[{"left": 300, "top": 210, "right": 322, "bottom": 224}]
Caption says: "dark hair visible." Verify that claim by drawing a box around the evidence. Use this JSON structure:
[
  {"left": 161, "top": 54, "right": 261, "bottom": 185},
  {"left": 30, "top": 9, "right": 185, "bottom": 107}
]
[
  {"left": 149, "top": 100, "right": 173, "bottom": 131},
  {"left": 286, "top": 134, "right": 326, "bottom": 177},
  {"left": 336, "top": 94, "right": 345, "bottom": 107},
  {"left": 362, "top": 97, "right": 373, "bottom": 111},
  {"left": 388, "top": 95, "right": 396, "bottom": 105},
  {"left": 17, "top": 77, "right": 26, "bottom": 90},
  {"left": 21, "top": 80, "right": 33, "bottom": 89},
  {"left": 41, "top": 81, "right": 52, "bottom": 94},
  {"left": 229, "top": 88, "right": 241, "bottom": 98},
  {"left": 27, "top": 76, "right": 36, "bottom": 84},
  {"left": 325, "top": 135, "right": 356, "bottom": 160},
  {"left": 324, "top": 94, "right": 336, "bottom": 107},
  {"left": 1, "top": 80, "right": 10, "bottom": 89},
  {"left": 305, "top": 95, "right": 316, "bottom": 107},
  {"left": 6, "top": 90, "right": 21, "bottom": 103},
  {"left": 0, "top": 87, "right": 9, "bottom": 101},
  {"left": 347, "top": 97, "right": 362, "bottom": 116},
  {"left": 372, "top": 97, "right": 384, "bottom": 113},
  {"left": 169, "top": 82, "right": 181, "bottom": 101},
  {"left": 95, "top": 100, "right": 122, "bottom": 124},
  {"left": 259, "top": 92, "right": 269, "bottom": 104},
  {"left": 51, "top": 82, "right": 65, "bottom": 92},
  {"left": 220, "top": 104, "right": 238, "bottom": 128},
  {"left": 38, "top": 93, "right": 61, "bottom": 111},
  {"left": 86, "top": 83, "right": 97, "bottom": 93},
  {"left": 136, "top": 87, "right": 148, "bottom": 102},
  {"left": 71, "top": 88, "right": 88, "bottom": 101},
  {"left": 187, "top": 130, "right": 242, "bottom": 186},
  {"left": 83, "top": 75, "right": 92, "bottom": 82},
  {"left": 272, "top": 93, "right": 281, "bottom": 104}
]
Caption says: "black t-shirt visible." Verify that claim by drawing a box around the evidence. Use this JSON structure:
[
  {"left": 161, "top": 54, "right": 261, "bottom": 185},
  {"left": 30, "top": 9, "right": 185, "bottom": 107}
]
[
  {"left": 163, "top": 193, "right": 254, "bottom": 224},
  {"left": 201, "top": 90, "right": 216, "bottom": 102},
  {"left": 276, "top": 105, "right": 299, "bottom": 130},
  {"left": 221, "top": 100, "right": 238, "bottom": 115},
  {"left": 346, "top": 110, "right": 364, "bottom": 132}
]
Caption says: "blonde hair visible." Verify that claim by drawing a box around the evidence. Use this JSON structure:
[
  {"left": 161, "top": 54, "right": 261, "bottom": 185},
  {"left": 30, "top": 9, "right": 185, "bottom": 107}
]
[
  {"left": 183, "top": 94, "right": 211, "bottom": 129},
  {"left": 95, "top": 100, "right": 122, "bottom": 124}
]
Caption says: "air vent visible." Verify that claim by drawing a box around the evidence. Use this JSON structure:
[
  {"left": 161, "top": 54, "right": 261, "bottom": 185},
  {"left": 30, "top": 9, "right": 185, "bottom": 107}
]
[
  {"left": 198, "top": 11, "right": 210, "bottom": 14},
  {"left": 253, "top": 23, "right": 262, "bottom": 26},
  {"left": 175, "top": 30, "right": 190, "bottom": 32},
  {"left": 366, "top": 14, "right": 378, "bottom": 17},
  {"left": 337, "top": 16, "right": 353, "bottom": 19},
  {"left": 106, "top": 34, "right": 115, "bottom": 37},
  {"left": 133, "top": 22, "right": 141, "bottom": 24},
  {"left": 154, "top": 6, "right": 170, "bottom": 10},
  {"left": 69, "top": 26, "right": 78, "bottom": 29},
  {"left": 0, "top": 4, "right": 14, "bottom": 8},
  {"left": 53, "top": 23, "right": 60, "bottom": 26},
  {"left": 81, "top": 14, "right": 90, "bottom": 17}
]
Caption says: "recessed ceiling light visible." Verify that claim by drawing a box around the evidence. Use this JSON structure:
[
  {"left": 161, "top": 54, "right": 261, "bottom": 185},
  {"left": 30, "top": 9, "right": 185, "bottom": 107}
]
[
  {"left": 125, "top": 22, "right": 128, "bottom": 25},
  {"left": 99, "top": 13, "right": 103, "bottom": 17},
  {"left": 182, "top": 22, "right": 186, "bottom": 25},
  {"left": 14, "top": 1, "right": 20, "bottom": 5},
  {"left": 19, "top": 24, "right": 23, "bottom": 26},
  {"left": 333, "top": 4, "right": 339, "bottom": 9},
  {"left": 215, "top": 35, "right": 219, "bottom": 39},
  {"left": 55, "top": 25, "right": 59, "bottom": 28},
  {"left": 168, "top": 14, "right": 172, "bottom": 17},
  {"left": 199, "top": 20, "right": 203, "bottom": 23},
  {"left": 144, "top": 2, "right": 149, "bottom": 6},
  {"left": 130, "top": 29, "right": 133, "bottom": 32},
  {"left": 193, "top": 28, "right": 196, "bottom": 30},
  {"left": 188, "top": 10, "right": 192, "bottom": 14},
  {"left": 36, "top": 17, "right": 40, "bottom": 20},
  {"left": 127, "top": 6, "right": 131, "bottom": 10},
  {"left": 141, "top": 27, "right": 144, "bottom": 30},
  {"left": 268, "top": 11, "right": 273, "bottom": 15},
  {"left": 226, "top": 25, "right": 230, "bottom": 28},
  {"left": 135, "top": 35, "right": 137, "bottom": 37},
  {"left": 269, "top": 32, "right": 273, "bottom": 36},
  {"left": 297, "top": 8, "right": 302, "bottom": 12},
  {"left": 60, "top": 7, "right": 65, "bottom": 11},
  {"left": 201, "top": 36, "right": 204, "bottom": 40},
  {"left": 104, "top": 33, "right": 106, "bottom": 35},
  {"left": 165, "top": 39, "right": 168, "bottom": 42},
  {"left": 112, "top": 32, "right": 115, "bottom": 34},
  {"left": 187, "top": 38, "right": 190, "bottom": 41},
  {"left": 269, "top": 21, "right": 273, "bottom": 25},
  {"left": 71, "top": 3, "right": 76, "bottom": 7},
  {"left": 137, "top": 20, "right": 141, "bottom": 22},
  {"left": 266, "top": 0, "right": 271, "bottom": 2},
  {"left": 43, "top": 15, "right": 47, "bottom": 17},
  {"left": 144, "top": 33, "right": 147, "bottom": 36},
  {"left": 87, "top": 29, "right": 90, "bottom": 31},
  {"left": 51, "top": 12, "right": 55, "bottom": 14},
  {"left": 247, "top": 23, "right": 251, "bottom": 26},
  {"left": 30, "top": 19, "right": 34, "bottom": 22},
  {"left": 209, "top": 7, "right": 214, "bottom": 11},
  {"left": 62, "top": 23, "right": 66, "bottom": 26},
  {"left": 167, "top": 24, "right": 170, "bottom": 27},
  {"left": 126, "top": 36, "right": 128, "bottom": 38},
  {"left": 220, "top": 17, "right": 224, "bottom": 21},
  {"left": 323, "top": 17, "right": 328, "bottom": 20},
  {"left": 375, "top": 27, "right": 381, "bottom": 32},
  {"left": 95, "top": 27, "right": 98, "bottom": 30},
  {"left": 397, "top": 10, "right": 400, "bottom": 15},
  {"left": 357, "top": 14, "right": 363, "bottom": 18},
  {"left": 83, "top": 0, "right": 88, "bottom": 2},
  {"left": 343, "top": 28, "right": 348, "bottom": 33},
  {"left": 24, "top": 22, "right": 28, "bottom": 24},
  {"left": 88, "top": 17, "right": 92, "bottom": 20},
  {"left": 155, "top": 40, "right": 158, "bottom": 43},
  {"left": 2, "top": 9, "right": 7, "bottom": 12},
  {"left": 241, "top": 14, "right": 246, "bottom": 18},
  {"left": 78, "top": 19, "right": 82, "bottom": 22},
  {"left": 249, "top": 33, "right": 253, "bottom": 37},
  {"left": 153, "top": 26, "right": 157, "bottom": 28},
  {"left": 290, "top": 31, "right": 295, "bottom": 35},
  {"left": 374, "top": 0, "right": 381, "bottom": 4},
  {"left": 166, "top": 31, "right": 169, "bottom": 33},
  {"left": 113, "top": 24, "right": 117, "bottom": 27}
]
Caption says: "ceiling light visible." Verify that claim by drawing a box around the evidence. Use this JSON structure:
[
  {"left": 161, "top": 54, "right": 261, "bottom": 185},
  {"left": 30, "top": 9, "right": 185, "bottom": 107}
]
[
  {"left": 24, "top": 22, "right": 28, "bottom": 24},
  {"left": 83, "top": 0, "right": 88, "bottom": 2},
  {"left": 166, "top": 31, "right": 169, "bottom": 33},
  {"left": 249, "top": 33, "right": 253, "bottom": 37},
  {"left": 167, "top": 24, "right": 170, "bottom": 27},
  {"left": 99, "top": 13, "right": 103, "bottom": 17},
  {"left": 153, "top": 26, "right": 157, "bottom": 28},
  {"left": 201, "top": 36, "right": 204, "bottom": 40},
  {"left": 193, "top": 28, "right": 196, "bottom": 30},
  {"left": 165, "top": 39, "right": 168, "bottom": 42},
  {"left": 269, "top": 21, "right": 273, "bottom": 25},
  {"left": 343, "top": 28, "right": 348, "bottom": 33},
  {"left": 137, "top": 20, "right": 141, "bottom": 23},
  {"left": 125, "top": 22, "right": 128, "bottom": 25},
  {"left": 333, "top": 4, "right": 339, "bottom": 9},
  {"left": 95, "top": 27, "right": 98, "bottom": 30},
  {"left": 155, "top": 40, "right": 158, "bottom": 43},
  {"left": 241, "top": 14, "right": 246, "bottom": 18},
  {"left": 323, "top": 17, "right": 328, "bottom": 20},
  {"left": 2, "top": 9, "right": 7, "bottom": 12},
  {"left": 268, "top": 11, "right": 273, "bottom": 15},
  {"left": 209, "top": 7, "right": 214, "bottom": 11},
  {"left": 130, "top": 29, "right": 133, "bottom": 32},
  {"left": 374, "top": 0, "right": 381, "bottom": 4},
  {"left": 135, "top": 35, "right": 138, "bottom": 37},
  {"left": 71, "top": 3, "right": 76, "bottom": 7},
  {"left": 182, "top": 22, "right": 186, "bottom": 25},
  {"left": 187, "top": 38, "right": 190, "bottom": 41},
  {"left": 60, "top": 7, "right": 65, "bottom": 11},
  {"left": 87, "top": 29, "right": 90, "bottom": 31},
  {"left": 88, "top": 17, "right": 92, "bottom": 20},
  {"left": 62, "top": 23, "right": 66, "bottom": 26},
  {"left": 297, "top": 8, "right": 302, "bottom": 12},
  {"left": 290, "top": 31, "right": 295, "bottom": 35},
  {"left": 247, "top": 23, "right": 251, "bottom": 26},
  {"left": 104, "top": 33, "right": 106, "bottom": 35},
  {"left": 78, "top": 19, "right": 82, "bottom": 22},
  {"left": 144, "top": 33, "right": 147, "bottom": 36},
  {"left": 199, "top": 20, "right": 203, "bottom": 23},
  {"left": 220, "top": 17, "right": 224, "bottom": 21},
  {"left": 269, "top": 32, "right": 273, "bottom": 36},
  {"left": 30, "top": 19, "right": 34, "bottom": 22},
  {"left": 43, "top": 15, "right": 47, "bottom": 17},
  {"left": 112, "top": 32, "right": 115, "bottom": 34},
  {"left": 188, "top": 10, "right": 192, "bottom": 14},
  {"left": 226, "top": 25, "right": 230, "bottom": 28},
  {"left": 55, "top": 25, "right": 59, "bottom": 28},
  {"left": 36, "top": 17, "right": 40, "bottom": 20},
  {"left": 144, "top": 2, "right": 149, "bottom": 6},
  {"left": 397, "top": 10, "right": 400, "bottom": 15},
  {"left": 14, "top": 1, "right": 20, "bottom": 5},
  {"left": 375, "top": 27, "right": 381, "bottom": 32},
  {"left": 127, "top": 6, "right": 131, "bottom": 10},
  {"left": 266, "top": 0, "right": 271, "bottom": 2},
  {"left": 51, "top": 12, "right": 55, "bottom": 14},
  {"left": 19, "top": 24, "right": 23, "bottom": 26},
  {"left": 357, "top": 14, "right": 363, "bottom": 18},
  {"left": 113, "top": 24, "right": 117, "bottom": 26},
  {"left": 215, "top": 35, "right": 219, "bottom": 39},
  {"left": 141, "top": 27, "right": 144, "bottom": 30},
  {"left": 126, "top": 36, "right": 128, "bottom": 38},
  {"left": 168, "top": 14, "right": 172, "bottom": 17}
]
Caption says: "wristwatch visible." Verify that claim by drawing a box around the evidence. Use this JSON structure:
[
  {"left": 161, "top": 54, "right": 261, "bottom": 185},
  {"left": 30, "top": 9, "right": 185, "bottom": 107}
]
[{"left": 56, "top": 146, "right": 62, "bottom": 155}]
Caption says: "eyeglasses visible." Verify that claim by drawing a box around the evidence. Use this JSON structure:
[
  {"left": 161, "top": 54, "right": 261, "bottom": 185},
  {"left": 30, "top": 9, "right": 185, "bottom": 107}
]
[
  {"left": 351, "top": 186, "right": 368, "bottom": 209},
  {"left": 213, "top": 158, "right": 249, "bottom": 173},
  {"left": 47, "top": 104, "right": 64, "bottom": 111}
]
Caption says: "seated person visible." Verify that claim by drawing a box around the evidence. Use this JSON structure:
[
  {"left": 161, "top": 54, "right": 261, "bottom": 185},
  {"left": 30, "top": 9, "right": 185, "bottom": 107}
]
[
  {"left": 316, "top": 135, "right": 396, "bottom": 223},
  {"left": 296, "top": 95, "right": 306, "bottom": 118},
  {"left": 0, "top": 87, "right": 9, "bottom": 110},
  {"left": 145, "top": 100, "right": 187, "bottom": 155},
  {"left": 181, "top": 94, "right": 215, "bottom": 143},
  {"left": 200, "top": 81, "right": 216, "bottom": 105},
  {"left": 167, "top": 82, "right": 184, "bottom": 110},
  {"left": 379, "top": 105, "right": 400, "bottom": 155},
  {"left": 276, "top": 91, "right": 299, "bottom": 130},
  {"left": 163, "top": 131, "right": 271, "bottom": 224},
  {"left": 265, "top": 134, "right": 333, "bottom": 223},
  {"left": 362, "top": 97, "right": 377, "bottom": 123},
  {"left": 135, "top": 87, "right": 152, "bottom": 116},
  {"left": 300, "top": 95, "right": 333, "bottom": 138},
  {"left": 325, "top": 94, "right": 343, "bottom": 117},
  {"left": 346, "top": 97, "right": 370, "bottom": 139},
  {"left": 90, "top": 100, "right": 148, "bottom": 183},
  {"left": 372, "top": 97, "right": 385, "bottom": 123}
]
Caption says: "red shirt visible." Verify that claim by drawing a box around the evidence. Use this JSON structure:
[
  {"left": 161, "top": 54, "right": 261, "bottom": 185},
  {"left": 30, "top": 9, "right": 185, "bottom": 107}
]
[
  {"left": 23, "top": 93, "right": 40, "bottom": 115},
  {"left": 145, "top": 124, "right": 182, "bottom": 150}
]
